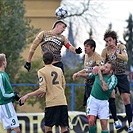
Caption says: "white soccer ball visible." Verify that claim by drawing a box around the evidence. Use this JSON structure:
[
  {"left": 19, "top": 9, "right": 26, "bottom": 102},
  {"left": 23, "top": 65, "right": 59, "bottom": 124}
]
[{"left": 55, "top": 7, "right": 68, "bottom": 19}]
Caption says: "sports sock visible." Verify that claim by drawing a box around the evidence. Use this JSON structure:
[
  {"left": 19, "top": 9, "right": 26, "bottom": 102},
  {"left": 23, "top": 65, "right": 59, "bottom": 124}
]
[
  {"left": 11, "top": 131, "right": 16, "bottom": 133},
  {"left": 63, "top": 131, "right": 69, "bottom": 133},
  {"left": 88, "top": 125, "right": 96, "bottom": 133},
  {"left": 125, "top": 104, "right": 132, "bottom": 125},
  {"left": 109, "top": 98, "right": 118, "bottom": 121},
  {"left": 46, "top": 131, "right": 52, "bottom": 133},
  {"left": 101, "top": 130, "right": 108, "bottom": 133}
]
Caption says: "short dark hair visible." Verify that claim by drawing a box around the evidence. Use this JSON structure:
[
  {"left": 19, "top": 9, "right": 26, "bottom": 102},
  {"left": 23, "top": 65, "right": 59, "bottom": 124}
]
[
  {"left": 43, "top": 52, "right": 54, "bottom": 64},
  {"left": 104, "top": 30, "right": 118, "bottom": 43},
  {"left": 84, "top": 39, "right": 96, "bottom": 51},
  {"left": 107, "top": 61, "right": 116, "bottom": 72},
  {"left": 52, "top": 20, "right": 67, "bottom": 29}
]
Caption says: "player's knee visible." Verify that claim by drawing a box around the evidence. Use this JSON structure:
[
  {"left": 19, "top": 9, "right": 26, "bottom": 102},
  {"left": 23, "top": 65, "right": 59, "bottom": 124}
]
[
  {"left": 89, "top": 120, "right": 95, "bottom": 127},
  {"left": 88, "top": 115, "right": 96, "bottom": 126}
]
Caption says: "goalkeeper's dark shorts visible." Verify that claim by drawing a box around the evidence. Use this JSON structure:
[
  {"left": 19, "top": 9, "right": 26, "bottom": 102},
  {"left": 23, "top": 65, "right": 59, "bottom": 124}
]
[
  {"left": 44, "top": 105, "right": 69, "bottom": 127},
  {"left": 83, "top": 84, "right": 92, "bottom": 106},
  {"left": 116, "top": 74, "right": 130, "bottom": 94}
]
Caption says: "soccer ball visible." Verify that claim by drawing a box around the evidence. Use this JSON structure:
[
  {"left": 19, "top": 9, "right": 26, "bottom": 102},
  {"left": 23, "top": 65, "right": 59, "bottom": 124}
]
[{"left": 55, "top": 7, "right": 68, "bottom": 19}]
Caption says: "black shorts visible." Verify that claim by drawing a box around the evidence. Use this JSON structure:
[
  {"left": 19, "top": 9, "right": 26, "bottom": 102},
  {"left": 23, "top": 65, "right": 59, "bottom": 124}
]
[
  {"left": 53, "top": 61, "right": 64, "bottom": 73},
  {"left": 44, "top": 105, "right": 68, "bottom": 127},
  {"left": 116, "top": 74, "right": 130, "bottom": 94},
  {"left": 83, "top": 84, "right": 92, "bottom": 106}
]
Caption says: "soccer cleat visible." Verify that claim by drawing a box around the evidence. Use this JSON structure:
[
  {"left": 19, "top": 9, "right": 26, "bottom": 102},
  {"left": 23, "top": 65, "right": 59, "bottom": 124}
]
[
  {"left": 128, "top": 122, "right": 133, "bottom": 133},
  {"left": 114, "top": 121, "right": 122, "bottom": 129}
]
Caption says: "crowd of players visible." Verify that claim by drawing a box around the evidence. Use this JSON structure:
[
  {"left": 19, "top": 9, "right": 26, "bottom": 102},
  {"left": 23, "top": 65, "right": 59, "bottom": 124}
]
[{"left": 0, "top": 19, "right": 133, "bottom": 133}]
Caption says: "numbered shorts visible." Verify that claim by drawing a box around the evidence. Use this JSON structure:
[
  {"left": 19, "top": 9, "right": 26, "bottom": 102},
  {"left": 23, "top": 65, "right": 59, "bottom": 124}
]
[
  {"left": 87, "top": 95, "right": 109, "bottom": 119},
  {"left": 0, "top": 102, "right": 19, "bottom": 130}
]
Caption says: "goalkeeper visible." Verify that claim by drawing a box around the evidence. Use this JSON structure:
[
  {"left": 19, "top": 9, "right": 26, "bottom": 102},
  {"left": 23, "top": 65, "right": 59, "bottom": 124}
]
[
  {"left": 24, "top": 20, "right": 82, "bottom": 73},
  {"left": 0, "top": 53, "right": 21, "bottom": 133}
]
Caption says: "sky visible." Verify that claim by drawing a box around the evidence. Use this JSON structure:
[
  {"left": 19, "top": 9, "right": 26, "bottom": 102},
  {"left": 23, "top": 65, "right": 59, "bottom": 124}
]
[
  {"left": 61, "top": 0, "right": 133, "bottom": 55},
  {"left": 95, "top": 0, "right": 133, "bottom": 54}
]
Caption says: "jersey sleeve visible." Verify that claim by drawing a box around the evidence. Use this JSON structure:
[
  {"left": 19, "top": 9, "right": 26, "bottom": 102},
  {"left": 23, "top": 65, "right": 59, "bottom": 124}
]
[
  {"left": 116, "top": 44, "right": 128, "bottom": 61},
  {"left": 38, "top": 70, "right": 46, "bottom": 92},
  {"left": 107, "top": 75, "right": 117, "bottom": 90},
  {"left": 63, "top": 36, "right": 72, "bottom": 49},
  {"left": 30, "top": 31, "right": 45, "bottom": 53},
  {"left": 95, "top": 54, "right": 104, "bottom": 66},
  {"left": 88, "top": 73, "right": 95, "bottom": 80},
  {"left": 0, "top": 75, "right": 14, "bottom": 99}
]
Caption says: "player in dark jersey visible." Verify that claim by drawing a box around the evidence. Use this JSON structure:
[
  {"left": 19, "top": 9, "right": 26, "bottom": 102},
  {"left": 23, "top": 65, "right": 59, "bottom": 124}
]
[
  {"left": 24, "top": 20, "right": 82, "bottom": 73},
  {"left": 20, "top": 52, "right": 69, "bottom": 133},
  {"left": 73, "top": 39, "right": 104, "bottom": 107},
  {"left": 101, "top": 30, "right": 133, "bottom": 133}
]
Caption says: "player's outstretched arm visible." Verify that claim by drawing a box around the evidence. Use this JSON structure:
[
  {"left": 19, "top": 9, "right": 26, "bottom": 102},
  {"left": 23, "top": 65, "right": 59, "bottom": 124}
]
[
  {"left": 68, "top": 45, "right": 82, "bottom": 54},
  {"left": 101, "top": 80, "right": 108, "bottom": 91},
  {"left": 72, "top": 73, "right": 79, "bottom": 80},
  {"left": 24, "top": 51, "right": 34, "bottom": 71},
  {"left": 19, "top": 89, "right": 45, "bottom": 105},
  {"left": 72, "top": 71, "right": 89, "bottom": 80}
]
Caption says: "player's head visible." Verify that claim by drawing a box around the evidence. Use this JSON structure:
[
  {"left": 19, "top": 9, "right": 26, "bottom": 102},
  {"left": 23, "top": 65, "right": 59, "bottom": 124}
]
[
  {"left": 102, "top": 61, "right": 116, "bottom": 75},
  {"left": 84, "top": 39, "right": 96, "bottom": 52},
  {"left": 52, "top": 20, "right": 67, "bottom": 29},
  {"left": 43, "top": 52, "right": 54, "bottom": 65},
  {"left": 0, "top": 53, "right": 7, "bottom": 68},
  {"left": 104, "top": 30, "right": 118, "bottom": 46}
]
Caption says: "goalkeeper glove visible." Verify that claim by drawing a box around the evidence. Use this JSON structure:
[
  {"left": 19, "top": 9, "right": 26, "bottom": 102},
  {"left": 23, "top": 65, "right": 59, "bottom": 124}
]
[
  {"left": 24, "top": 62, "right": 31, "bottom": 71},
  {"left": 75, "top": 47, "right": 82, "bottom": 54}
]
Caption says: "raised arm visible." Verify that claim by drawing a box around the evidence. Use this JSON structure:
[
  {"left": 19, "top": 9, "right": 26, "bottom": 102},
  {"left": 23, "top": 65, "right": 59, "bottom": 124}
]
[
  {"left": 24, "top": 31, "right": 44, "bottom": 71},
  {"left": 92, "top": 66, "right": 108, "bottom": 91}
]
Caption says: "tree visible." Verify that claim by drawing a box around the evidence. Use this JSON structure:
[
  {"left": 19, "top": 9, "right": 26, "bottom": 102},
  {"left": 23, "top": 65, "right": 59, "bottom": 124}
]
[
  {"left": 0, "top": 0, "right": 39, "bottom": 83},
  {"left": 61, "top": 0, "right": 105, "bottom": 49},
  {"left": 123, "top": 13, "right": 133, "bottom": 71},
  {"left": 0, "top": 0, "right": 105, "bottom": 111}
]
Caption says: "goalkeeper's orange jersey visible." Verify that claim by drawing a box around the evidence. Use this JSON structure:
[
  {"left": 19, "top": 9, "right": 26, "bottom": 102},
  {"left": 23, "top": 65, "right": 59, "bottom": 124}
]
[
  {"left": 101, "top": 44, "right": 128, "bottom": 75},
  {"left": 37, "top": 64, "right": 67, "bottom": 107},
  {"left": 30, "top": 30, "right": 69, "bottom": 61}
]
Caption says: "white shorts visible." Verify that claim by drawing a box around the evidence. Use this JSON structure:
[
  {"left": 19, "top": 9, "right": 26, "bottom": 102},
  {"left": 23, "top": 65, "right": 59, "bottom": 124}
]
[
  {"left": 87, "top": 95, "right": 109, "bottom": 119},
  {"left": 0, "top": 102, "right": 19, "bottom": 130}
]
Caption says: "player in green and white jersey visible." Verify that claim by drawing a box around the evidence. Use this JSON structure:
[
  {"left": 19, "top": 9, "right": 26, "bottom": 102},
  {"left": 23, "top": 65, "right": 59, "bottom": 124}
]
[
  {"left": 0, "top": 53, "right": 20, "bottom": 133},
  {"left": 87, "top": 61, "right": 117, "bottom": 133}
]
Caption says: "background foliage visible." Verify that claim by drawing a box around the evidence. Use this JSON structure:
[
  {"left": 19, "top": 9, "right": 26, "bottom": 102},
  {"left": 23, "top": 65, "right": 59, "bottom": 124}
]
[
  {"left": 0, "top": 0, "right": 133, "bottom": 112},
  {"left": 0, "top": 0, "right": 39, "bottom": 82}
]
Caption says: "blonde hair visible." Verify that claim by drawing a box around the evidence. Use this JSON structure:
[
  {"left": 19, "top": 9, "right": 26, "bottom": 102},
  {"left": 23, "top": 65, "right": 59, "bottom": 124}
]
[{"left": 0, "top": 53, "right": 6, "bottom": 67}]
